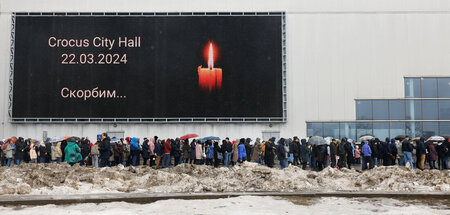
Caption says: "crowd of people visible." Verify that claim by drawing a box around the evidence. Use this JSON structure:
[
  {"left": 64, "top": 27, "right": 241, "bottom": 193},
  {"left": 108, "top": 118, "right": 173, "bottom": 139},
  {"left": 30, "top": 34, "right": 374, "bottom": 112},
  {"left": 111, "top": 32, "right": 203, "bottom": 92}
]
[{"left": 0, "top": 133, "right": 448, "bottom": 171}]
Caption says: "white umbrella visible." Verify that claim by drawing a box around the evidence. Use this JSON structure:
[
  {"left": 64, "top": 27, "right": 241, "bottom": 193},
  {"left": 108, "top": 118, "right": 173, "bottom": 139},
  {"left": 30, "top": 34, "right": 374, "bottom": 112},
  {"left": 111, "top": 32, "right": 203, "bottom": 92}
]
[{"left": 49, "top": 136, "right": 64, "bottom": 143}]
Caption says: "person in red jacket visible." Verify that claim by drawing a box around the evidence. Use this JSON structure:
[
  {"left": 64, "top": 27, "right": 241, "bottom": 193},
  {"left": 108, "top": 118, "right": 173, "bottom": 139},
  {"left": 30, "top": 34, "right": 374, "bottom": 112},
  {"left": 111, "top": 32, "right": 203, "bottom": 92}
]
[{"left": 162, "top": 139, "right": 172, "bottom": 168}]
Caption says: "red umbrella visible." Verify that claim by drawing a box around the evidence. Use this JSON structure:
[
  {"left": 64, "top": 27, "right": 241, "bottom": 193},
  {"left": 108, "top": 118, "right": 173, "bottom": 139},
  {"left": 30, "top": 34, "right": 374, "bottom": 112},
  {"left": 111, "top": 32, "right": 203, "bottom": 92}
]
[{"left": 180, "top": 134, "right": 198, "bottom": 140}]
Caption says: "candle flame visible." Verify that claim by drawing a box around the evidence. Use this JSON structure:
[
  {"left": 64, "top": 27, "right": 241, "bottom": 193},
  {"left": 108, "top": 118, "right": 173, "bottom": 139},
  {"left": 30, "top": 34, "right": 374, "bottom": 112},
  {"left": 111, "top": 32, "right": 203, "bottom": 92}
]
[{"left": 208, "top": 42, "right": 214, "bottom": 70}]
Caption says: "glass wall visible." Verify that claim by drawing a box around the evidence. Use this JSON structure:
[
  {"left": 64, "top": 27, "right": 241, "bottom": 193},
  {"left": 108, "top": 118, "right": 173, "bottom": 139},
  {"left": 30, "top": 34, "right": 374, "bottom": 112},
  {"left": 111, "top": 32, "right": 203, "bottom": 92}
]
[
  {"left": 438, "top": 78, "right": 450, "bottom": 98},
  {"left": 439, "top": 122, "right": 450, "bottom": 136},
  {"left": 423, "top": 122, "right": 439, "bottom": 138},
  {"left": 339, "top": 122, "right": 356, "bottom": 140},
  {"left": 373, "top": 100, "right": 388, "bottom": 120},
  {"left": 422, "top": 100, "right": 438, "bottom": 120},
  {"left": 406, "top": 122, "right": 422, "bottom": 138},
  {"left": 388, "top": 100, "right": 405, "bottom": 120},
  {"left": 308, "top": 77, "right": 450, "bottom": 141},
  {"left": 323, "top": 122, "right": 339, "bottom": 138},
  {"left": 439, "top": 100, "right": 450, "bottom": 120},
  {"left": 404, "top": 78, "right": 421, "bottom": 98},
  {"left": 306, "top": 122, "right": 322, "bottom": 136},
  {"left": 373, "top": 122, "right": 389, "bottom": 139},
  {"left": 356, "top": 122, "right": 372, "bottom": 140},
  {"left": 356, "top": 100, "right": 372, "bottom": 120},
  {"left": 421, "top": 78, "right": 438, "bottom": 98},
  {"left": 405, "top": 100, "right": 421, "bottom": 120},
  {"left": 307, "top": 121, "right": 449, "bottom": 140}
]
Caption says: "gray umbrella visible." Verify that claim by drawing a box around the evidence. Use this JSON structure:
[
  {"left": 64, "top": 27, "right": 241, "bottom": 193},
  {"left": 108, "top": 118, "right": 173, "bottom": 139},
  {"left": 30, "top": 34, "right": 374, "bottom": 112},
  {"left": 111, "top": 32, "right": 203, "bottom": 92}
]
[
  {"left": 309, "top": 136, "right": 327, "bottom": 145},
  {"left": 359, "top": 135, "right": 374, "bottom": 142}
]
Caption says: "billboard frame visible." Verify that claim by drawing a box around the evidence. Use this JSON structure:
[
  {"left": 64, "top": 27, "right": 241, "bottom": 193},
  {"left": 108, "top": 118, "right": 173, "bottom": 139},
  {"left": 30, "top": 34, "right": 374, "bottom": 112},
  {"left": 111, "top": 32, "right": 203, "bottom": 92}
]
[{"left": 9, "top": 12, "right": 286, "bottom": 123}]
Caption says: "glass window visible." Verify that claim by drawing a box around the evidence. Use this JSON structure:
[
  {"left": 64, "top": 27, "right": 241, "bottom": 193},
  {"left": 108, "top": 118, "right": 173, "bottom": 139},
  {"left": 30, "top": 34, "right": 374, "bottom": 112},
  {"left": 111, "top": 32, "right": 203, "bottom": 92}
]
[
  {"left": 423, "top": 122, "right": 439, "bottom": 139},
  {"left": 373, "top": 122, "right": 389, "bottom": 140},
  {"left": 390, "top": 122, "right": 405, "bottom": 139},
  {"left": 405, "top": 100, "right": 422, "bottom": 120},
  {"left": 373, "top": 100, "right": 388, "bottom": 120},
  {"left": 438, "top": 100, "right": 450, "bottom": 120},
  {"left": 307, "top": 123, "right": 323, "bottom": 137},
  {"left": 339, "top": 122, "right": 356, "bottom": 141},
  {"left": 356, "top": 100, "right": 372, "bottom": 120},
  {"left": 323, "top": 123, "right": 339, "bottom": 139},
  {"left": 439, "top": 122, "right": 450, "bottom": 136},
  {"left": 422, "top": 100, "right": 438, "bottom": 120},
  {"left": 356, "top": 122, "right": 372, "bottom": 140},
  {"left": 405, "top": 78, "right": 421, "bottom": 98},
  {"left": 421, "top": 78, "right": 437, "bottom": 98},
  {"left": 389, "top": 100, "right": 405, "bottom": 120},
  {"left": 406, "top": 122, "right": 422, "bottom": 138},
  {"left": 437, "top": 78, "right": 450, "bottom": 98}
]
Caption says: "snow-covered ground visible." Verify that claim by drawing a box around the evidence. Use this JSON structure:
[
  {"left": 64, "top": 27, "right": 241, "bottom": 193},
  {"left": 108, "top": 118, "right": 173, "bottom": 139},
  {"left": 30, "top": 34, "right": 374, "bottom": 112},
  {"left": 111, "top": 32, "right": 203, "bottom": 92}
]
[
  {"left": 0, "top": 162, "right": 449, "bottom": 195},
  {"left": 0, "top": 196, "right": 448, "bottom": 215}
]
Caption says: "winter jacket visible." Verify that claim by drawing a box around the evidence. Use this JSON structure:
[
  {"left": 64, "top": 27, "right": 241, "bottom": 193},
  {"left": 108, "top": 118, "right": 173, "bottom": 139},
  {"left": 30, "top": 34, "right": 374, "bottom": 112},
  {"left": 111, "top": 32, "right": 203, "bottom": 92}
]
[
  {"left": 99, "top": 136, "right": 111, "bottom": 159},
  {"left": 54, "top": 142, "right": 62, "bottom": 158},
  {"left": 223, "top": 141, "right": 232, "bottom": 153},
  {"left": 402, "top": 140, "right": 413, "bottom": 152},
  {"left": 317, "top": 144, "right": 327, "bottom": 161},
  {"left": 289, "top": 140, "right": 300, "bottom": 156},
  {"left": 39, "top": 144, "right": 47, "bottom": 157},
  {"left": 154, "top": 141, "right": 163, "bottom": 156},
  {"left": 251, "top": 139, "right": 263, "bottom": 162},
  {"left": 276, "top": 139, "right": 287, "bottom": 160},
  {"left": 238, "top": 143, "right": 247, "bottom": 160},
  {"left": 29, "top": 145, "right": 37, "bottom": 160},
  {"left": 149, "top": 138, "right": 155, "bottom": 156},
  {"left": 183, "top": 141, "right": 190, "bottom": 158},
  {"left": 164, "top": 139, "right": 172, "bottom": 154},
  {"left": 64, "top": 142, "right": 82, "bottom": 164},
  {"left": 142, "top": 140, "right": 150, "bottom": 159},
  {"left": 361, "top": 142, "right": 372, "bottom": 157},
  {"left": 5, "top": 143, "right": 13, "bottom": 158},
  {"left": 299, "top": 139, "right": 309, "bottom": 162},
  {"left": 329, "top": 142, "right": 338, "bottom": 156},
  {"left": 196, "top": 143, "right": 203, "bottom": 160},
  {"left": 244, "top": 138, "right": 252, "bottom": 161},
  {"left": 426, "top": 142, "right": 437, "bottom": 161},
  {"left": 189, "top": 142, "right": 196, "bottom": 159},
  {"left": 206, "top": 144, "right": 214, "bottom": 159},
  {"left": 91, "top": 143, "right": 100, "bottom": 155},
  {"left": 81, "top": 141, "right": 91, "bottom": 159},
  {"left": 15, "top": 138, "right": 26, "bottom": 160},
  {"left": 416, "top": 141, "right": 426, "bottom": 155},
  {"left": 232, "top": 141, "right": 239, "bottom": 162},
  {"left": 171, "top": 139, "right": 181, "bottom": 158},
  {"left": 338, "top": 140, "right": 347, "bottom": 156}
]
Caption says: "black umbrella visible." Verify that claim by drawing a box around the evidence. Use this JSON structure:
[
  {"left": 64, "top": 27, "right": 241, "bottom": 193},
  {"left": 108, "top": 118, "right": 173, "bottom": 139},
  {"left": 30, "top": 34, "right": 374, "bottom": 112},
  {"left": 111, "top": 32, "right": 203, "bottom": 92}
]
[{"left": 395, "top": 135, "right": 405, "bottom": 141}]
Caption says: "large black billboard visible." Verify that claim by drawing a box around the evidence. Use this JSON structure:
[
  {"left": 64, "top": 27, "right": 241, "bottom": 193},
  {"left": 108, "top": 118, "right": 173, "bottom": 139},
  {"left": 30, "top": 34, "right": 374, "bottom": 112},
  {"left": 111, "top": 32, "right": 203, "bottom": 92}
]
[{"left": 11, "top": 13, "right": 284, "bottom": 121}]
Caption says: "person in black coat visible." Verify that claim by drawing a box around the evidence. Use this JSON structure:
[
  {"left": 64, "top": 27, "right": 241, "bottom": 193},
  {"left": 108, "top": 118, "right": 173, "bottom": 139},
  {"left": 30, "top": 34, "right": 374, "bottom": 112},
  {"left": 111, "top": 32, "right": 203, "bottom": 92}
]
[
  {"left": 142, "top": 138, "right": 150, "bottom": 165},
  {"left": 264, "top": 138, "right": 276, "bottom": 168},
  {"left": 290, "top": 137, "right": 301, "bottom": 166},
  {"left": 369, "top": 140, "right": 379, "bottom": 168},
  {"left": 99, "top": 133, "right": 111, "bottom": 167},
  {"left": 344, "top": 141, "right": 354, "bottom": 169},
  {"left": 60, "top": 140, "right": 67, "bottom": 162},
  {"left": 316, "top": 144, "right": 327, "bottom": 171},
  {"left": 299, "top": 139, "right": 309, "bottom": 170},
  {"left": 276, "top": 138, "right": 287, "bottom": 169},
  {"left": 80, "top": 139, "right": 91, "bottom": 166},
  {"left": 171, "top": 138, "right": 181, "bottom": 166},
  {"left": 213, "top": 141, "right": 222, "bottom": 168},
  {"left": 14, "top": 137, "right": 26, "bottom": 165},
  {"left": 382, "top": 138, "right": 392, "bottom": 166}
]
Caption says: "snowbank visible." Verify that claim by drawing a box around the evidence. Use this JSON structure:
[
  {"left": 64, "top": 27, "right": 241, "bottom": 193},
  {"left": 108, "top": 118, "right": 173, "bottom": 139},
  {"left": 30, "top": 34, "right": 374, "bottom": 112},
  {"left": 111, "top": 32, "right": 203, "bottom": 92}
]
[{"left": 0, "top": 162, "right": 448, "bottom": 195}]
